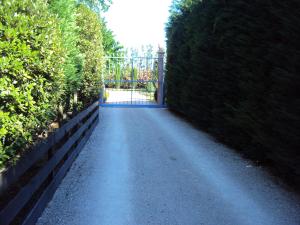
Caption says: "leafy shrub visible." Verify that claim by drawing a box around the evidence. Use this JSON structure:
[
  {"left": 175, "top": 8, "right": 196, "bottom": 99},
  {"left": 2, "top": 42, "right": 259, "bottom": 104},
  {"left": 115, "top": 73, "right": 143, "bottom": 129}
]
[
  {"left": 76, "top": 4, "right": 104, "bottom": 107},
  {"left": 50, "top": 0, "right": 84, "bottom": 112},
  {"left": 166, "top": 0, "right": 300, "bottom": 186},
  {"left": 0, "top": 0, "right": 113, "bottom": 169},
  {"left": 0, "top": 0, "right": 65, "bottom": 167}
]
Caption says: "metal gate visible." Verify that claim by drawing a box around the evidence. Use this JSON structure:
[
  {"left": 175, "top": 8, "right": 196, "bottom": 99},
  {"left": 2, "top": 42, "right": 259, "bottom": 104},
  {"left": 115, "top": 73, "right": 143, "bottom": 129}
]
[{"left": 100, "top": 51, "right": 165, "bottom": 107}]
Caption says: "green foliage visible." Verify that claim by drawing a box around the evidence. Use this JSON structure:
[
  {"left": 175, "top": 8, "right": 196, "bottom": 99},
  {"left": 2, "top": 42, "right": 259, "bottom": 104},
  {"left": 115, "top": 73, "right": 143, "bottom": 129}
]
[
  {"left": 76, "top": 4, "right": 104, "bottom": 106},
  {"left": 133, "top": 68, "right": 138, "bottom": 89},
  {"left": 0, "top": 0, "right": 65, "bottom": 167},
  {"left": 166, "top": 0, "right": 300, "bottom": 185},
  {"left": 0, "top": 0, "right": 112, "bottom": 168},
  {"left": 79, "top": 0, "right": 112, "bottom": 12},
  {"left": 101, "top": 20, "right": 123, "bottom": 56},
  {"left": 115, "top": 64, "right": 121, "bottom": 88},
  {"left": 50, "top": 0, "right": 84, "bottom": 111}
]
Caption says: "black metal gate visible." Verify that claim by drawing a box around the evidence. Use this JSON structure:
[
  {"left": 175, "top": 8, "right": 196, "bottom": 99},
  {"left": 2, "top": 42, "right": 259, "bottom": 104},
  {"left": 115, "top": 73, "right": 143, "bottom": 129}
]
[{"left": 100, "top": 52, "right": 165, "bottom": 107}]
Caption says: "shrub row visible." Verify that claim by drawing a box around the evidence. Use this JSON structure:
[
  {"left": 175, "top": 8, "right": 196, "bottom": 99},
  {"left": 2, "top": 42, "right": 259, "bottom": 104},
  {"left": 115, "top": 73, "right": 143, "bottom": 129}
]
[
  {"left": 166, "top": 0, "right": 300, "bottom": 186},
  {"left": 0, "top": 0, "right": 104, "bottom": 168}
]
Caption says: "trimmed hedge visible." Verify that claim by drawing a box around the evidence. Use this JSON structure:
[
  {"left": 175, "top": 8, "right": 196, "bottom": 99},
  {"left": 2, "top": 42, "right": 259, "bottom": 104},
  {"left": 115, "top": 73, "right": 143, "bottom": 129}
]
[
  {"left": 50, "top": 0, "right": 84, "bottom": 112},
  {"left": 0, "top": 0, "right": 65, "bottom": 167},
  {"left": 76, "top": 4, "right": 104, "bottom": 107},
  {"left": 0, "top": 0, "right": 105, "bottom": 168},
  {"left": 166, "top": 0, "right": 300, "bottom": 186}
]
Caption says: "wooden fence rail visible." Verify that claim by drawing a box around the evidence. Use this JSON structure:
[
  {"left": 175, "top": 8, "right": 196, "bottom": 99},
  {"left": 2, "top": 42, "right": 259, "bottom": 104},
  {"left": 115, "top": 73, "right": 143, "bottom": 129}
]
[{"left": 0, "top": 101, "right": 99, "bottom": 225}]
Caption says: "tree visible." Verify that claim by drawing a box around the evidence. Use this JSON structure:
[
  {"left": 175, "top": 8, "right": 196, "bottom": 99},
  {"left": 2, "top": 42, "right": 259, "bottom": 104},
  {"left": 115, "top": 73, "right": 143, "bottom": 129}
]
[
  {"left": 78, "top": 0, "right": 112, "bottom": 12},
  {"left": 101, "top": 20, "right": 123, "bottom": 56}
]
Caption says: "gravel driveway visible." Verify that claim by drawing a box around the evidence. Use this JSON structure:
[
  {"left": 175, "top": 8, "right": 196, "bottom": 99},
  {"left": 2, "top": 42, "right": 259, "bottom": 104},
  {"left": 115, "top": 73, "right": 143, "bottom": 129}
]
[
  {"left": 37, "top": 108, "right": 300, "bottom": 225},
  {"left": 105, "top": 89, "right": 155, "bottom": 105}
]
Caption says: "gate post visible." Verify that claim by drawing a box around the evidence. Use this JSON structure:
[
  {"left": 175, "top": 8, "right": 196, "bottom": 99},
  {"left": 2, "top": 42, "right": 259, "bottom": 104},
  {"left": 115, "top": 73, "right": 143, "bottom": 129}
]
[{"left": 157, "top": 49, "right": 165, "bottom": 105}]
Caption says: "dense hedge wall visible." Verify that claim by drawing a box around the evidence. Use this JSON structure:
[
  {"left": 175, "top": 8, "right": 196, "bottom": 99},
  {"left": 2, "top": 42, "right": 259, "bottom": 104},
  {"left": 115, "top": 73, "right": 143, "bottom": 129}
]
[
  {"left": 166, "top": 0, "right": 300, "bottom": 185},
  {"left": 76, "top": 4, "right": 103, "bottom": 107},
  {"left": 50, "top": 0, "right": 84, "bottom": 112},
  {"left": 0, "top": 0, "right": 65, "bottom": 167},
  {"left": 0, "top": 0, "right": 106, "bottom": 168}
]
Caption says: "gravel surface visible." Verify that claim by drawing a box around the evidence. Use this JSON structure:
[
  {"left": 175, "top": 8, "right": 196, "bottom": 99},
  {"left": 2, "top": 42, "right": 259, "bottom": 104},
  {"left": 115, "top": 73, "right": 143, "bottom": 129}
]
[
  {"left": 105, "top": 89, "right": 155, "bottom": 104},
  {"left": 37, "top": 108, "right": 300, "bottom": 225}
]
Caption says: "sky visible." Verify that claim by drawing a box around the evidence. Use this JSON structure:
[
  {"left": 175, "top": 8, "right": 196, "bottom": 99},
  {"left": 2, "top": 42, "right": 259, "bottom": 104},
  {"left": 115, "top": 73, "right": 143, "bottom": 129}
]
[{"left": 103, "top": 0, "right": 173, "bottom": 51}]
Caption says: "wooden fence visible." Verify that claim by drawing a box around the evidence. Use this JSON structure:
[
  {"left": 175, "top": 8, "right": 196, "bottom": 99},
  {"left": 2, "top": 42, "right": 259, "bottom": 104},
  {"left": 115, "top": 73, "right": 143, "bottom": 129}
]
[{"left": 0, "top": 101, "right": 99, "bottom": 225}]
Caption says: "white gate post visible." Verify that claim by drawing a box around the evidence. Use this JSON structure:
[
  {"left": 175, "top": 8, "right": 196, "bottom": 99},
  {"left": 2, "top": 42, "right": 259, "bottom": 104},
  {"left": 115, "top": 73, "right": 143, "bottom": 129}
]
[{"left": 157, "top": 49, "right": 165, "bottom": 105}]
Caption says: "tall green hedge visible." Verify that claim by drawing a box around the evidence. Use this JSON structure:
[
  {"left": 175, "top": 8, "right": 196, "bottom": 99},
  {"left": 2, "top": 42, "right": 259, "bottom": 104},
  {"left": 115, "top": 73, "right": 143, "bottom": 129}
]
[
  {"left": 0, "top": 0, "right": 106, "bottom": 168},
  {"left": 50, "top": 0, "right": 84, "bottom": 112},
  {"left": 0, "top": 0, "right": 65, "bottom": 167},
  {"left": 76, "top": 4, "right": 104, "bottom": 107},
  {"left": 166, "top": 0, "right": 300, "bottom": 186}
]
